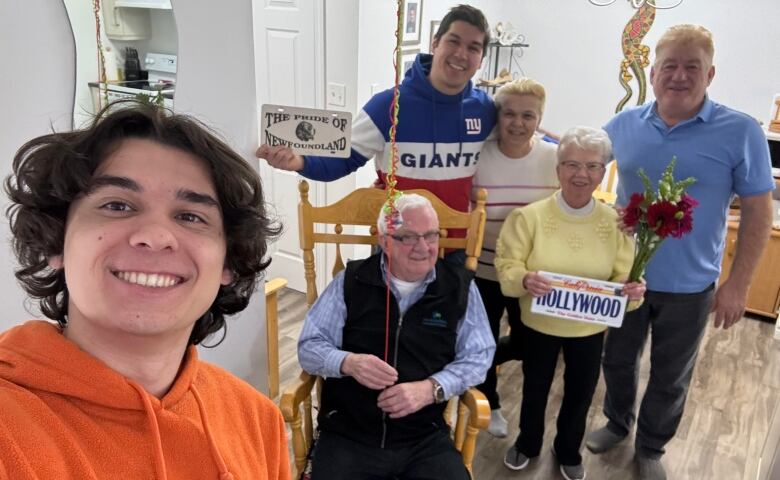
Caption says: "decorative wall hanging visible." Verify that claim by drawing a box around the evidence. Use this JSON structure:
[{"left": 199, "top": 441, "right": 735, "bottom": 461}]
[
  {"left": 402, "top": 0, "right": 423, "bottom": 46},
  {"left": 615, "top": 2, "right": 656, "bottom": 112},
  {"left": 589, "top": 0, "right": 683, "bottom": 8},
  {"left": 590, "top": 0, "right": 685, "bottom": 112},
  {"left": 428, "top": 20, "right": 440, "bottom": 53},
  {"left": 401, "top": 48, "right": 420, "bottom": 74}
]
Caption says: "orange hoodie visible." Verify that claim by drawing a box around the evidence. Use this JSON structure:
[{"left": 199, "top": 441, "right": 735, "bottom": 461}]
[{"left": 0, "top": 321, "right": 291, "bottom": 480}]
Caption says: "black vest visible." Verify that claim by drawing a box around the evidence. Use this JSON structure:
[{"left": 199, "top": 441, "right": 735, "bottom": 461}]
[{"left": 318, "top": 253, "right": 472, "bottom": 448}]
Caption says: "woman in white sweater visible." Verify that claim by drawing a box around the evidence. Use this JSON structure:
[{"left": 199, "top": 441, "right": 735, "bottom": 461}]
[{"left": 471, "top": 78, "right": 559, "bottom": 437}]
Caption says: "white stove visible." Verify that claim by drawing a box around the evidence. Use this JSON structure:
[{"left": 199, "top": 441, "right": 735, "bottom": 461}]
[{"left": 96, "top": 53, "right": 177, "bottom": 109}]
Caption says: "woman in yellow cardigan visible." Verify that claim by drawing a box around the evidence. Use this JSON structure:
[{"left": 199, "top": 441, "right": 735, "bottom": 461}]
[{"left": 495, "top": 126, "right": 645, "bottom": 480}]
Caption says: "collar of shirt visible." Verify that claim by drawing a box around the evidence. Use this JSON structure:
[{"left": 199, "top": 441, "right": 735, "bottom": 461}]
[
  {"left": 642, "top": 96, "right": 715, "bottom": 132},
  {"left": 380, "top": 253, "right": 437, "bottom": 314}
]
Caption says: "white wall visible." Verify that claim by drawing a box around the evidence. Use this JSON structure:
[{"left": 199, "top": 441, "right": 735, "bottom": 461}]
[
  {"left": 324, "top": 0, "right": 360, "bottom": 200},
  {"left": 0, "top": 0, "right": 74, "bottom": 328},
  {"left": 0, "top": 0, "right": 269, "bottom": 393},
  {"left": 174, "top": 0, "right": 268, "bottom": 393},
  {"left": 492, "top": 0, "right": 780, "bottom": 134}
]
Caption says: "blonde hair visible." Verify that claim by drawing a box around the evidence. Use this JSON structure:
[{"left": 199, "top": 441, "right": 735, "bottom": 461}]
[
  {"left": 655, "top": 24, "right": 714, "bottom": 66},
  {"left": 494, "top": 78, "right": 547, "bottom": 115}
]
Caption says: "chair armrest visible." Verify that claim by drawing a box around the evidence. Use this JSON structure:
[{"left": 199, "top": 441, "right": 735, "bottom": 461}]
[
  {"left": 460, "top": 387, "right": 491, "bottom": 429},
  {"left": 265, "top": 277, "right": 288, "bottom": 296},
  {"left": 264, "top": 277, "right": 287, "bottom": 398},
  {"left": 454, "top": 387, "right": 491, "bottom": 475},
  {"left": 280, "top": 371, "right": 317, "bottom": 421},
  {"left": 280, "top": 371, "right": 318, "bottom": 478}
]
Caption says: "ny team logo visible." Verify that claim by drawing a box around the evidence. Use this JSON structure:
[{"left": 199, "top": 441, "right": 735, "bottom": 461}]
[{"left": 465, "top": 118, "right": 481, "bottom": 135}]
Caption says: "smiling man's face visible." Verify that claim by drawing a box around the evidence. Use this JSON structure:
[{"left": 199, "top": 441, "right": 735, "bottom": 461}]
[
  {"left": 379, "top": 206, "right": 439, "bottom": 282},
  {"left": 650, "top": 40, "right": 714, "bottom": 124},
  {"left": 55, "top": 138, "right": 231, "bottom": 343},
  {"left": 429, "top": 20, "right": 485, "bottom": 96}
]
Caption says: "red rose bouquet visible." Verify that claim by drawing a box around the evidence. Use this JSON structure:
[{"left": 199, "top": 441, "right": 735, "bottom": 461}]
[{"left": 623, "top": 157, "right": 698, "bottom": 282}]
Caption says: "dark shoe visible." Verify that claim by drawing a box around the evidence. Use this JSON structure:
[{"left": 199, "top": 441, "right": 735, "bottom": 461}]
[
  {"left": 560, "top": 463, "right": 586, "bottom": 480},
  {"left": 585, "top": 425, "right": 626, "bottom": 454},
  {"left": 503, "top": 444, "right": 530, "bottom": 471},
  {"left": 551, "top": 445, "right": 586, "bottom": 480},
  {"left": 636, "top": 455, "right": 667, "bottom": 480}
]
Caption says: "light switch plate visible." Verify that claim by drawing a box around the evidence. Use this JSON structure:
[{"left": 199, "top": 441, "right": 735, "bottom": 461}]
[{"left": 327, "top": 82, "right": 346, "bottom": 107}]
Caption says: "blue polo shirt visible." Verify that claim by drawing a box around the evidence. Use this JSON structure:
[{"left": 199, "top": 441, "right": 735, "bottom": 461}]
[{"left": 606, "top": 98, "right": 774, "bottom": 293}]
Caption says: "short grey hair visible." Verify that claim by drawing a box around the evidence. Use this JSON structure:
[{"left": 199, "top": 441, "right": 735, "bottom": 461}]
[
  {"left": 557, "top": 126, "right": 613, "bottom": 164},
  {"left": 376, "top": 193, "right": 437, "bottom": 235}
]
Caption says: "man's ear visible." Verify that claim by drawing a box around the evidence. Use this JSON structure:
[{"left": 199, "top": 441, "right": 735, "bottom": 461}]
[
  {"left": 706, "top": 65, "right": 715, "bottom": 86},
  {"left": 48, "top": 255, "right": 63, "bottom": 270},
  {"left": 220, "top": 268, "right": 234, "bottom": 286}
]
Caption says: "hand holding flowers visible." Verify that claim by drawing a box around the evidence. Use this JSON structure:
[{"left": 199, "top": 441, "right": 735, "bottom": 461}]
[{"left": 622, "top": 157, "right": 698, "bottom": 283}]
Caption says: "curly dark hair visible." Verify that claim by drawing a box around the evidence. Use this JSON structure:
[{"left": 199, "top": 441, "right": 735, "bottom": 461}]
[
  {"left": 5, "top": 101, "right": 281, "bottom": 345},
  {"left": 434, "top": 4, "right": 491, "bottom": 58}
]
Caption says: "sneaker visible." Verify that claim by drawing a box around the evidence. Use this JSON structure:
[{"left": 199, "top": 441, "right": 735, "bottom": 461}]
[
  {"left": 503, "top": 444, "right": 530, "bottom": 471},
  {"left": 487, "top": 409, "right": 508, "bottom": 438},
  {"left": 585, "top": 425, "right": 627, "bottom": 454},
  {"left": 636, "top": 455, "right": 667, "bottom": 480},
  {"left": 551, "top": 446, "right": 586, "bottom": 480},
  {"left": 560, "top": 463, "right": 586, "bottom": 480}
]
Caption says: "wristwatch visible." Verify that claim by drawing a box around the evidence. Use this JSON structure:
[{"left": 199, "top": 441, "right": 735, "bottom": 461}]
[{"left": 430, "top": 377, "right": 446, "bottom": 404}]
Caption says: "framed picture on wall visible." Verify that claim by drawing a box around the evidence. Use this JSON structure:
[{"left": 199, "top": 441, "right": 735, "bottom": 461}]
[
  {"left": 401, "top": 48, "right": 420, "bottom": 75},
  {"left": 428, "top": 20, "right": 441, "bottom": 52},
  {"left": 402, "top": 0, "right": 423, "bottom": 45}
]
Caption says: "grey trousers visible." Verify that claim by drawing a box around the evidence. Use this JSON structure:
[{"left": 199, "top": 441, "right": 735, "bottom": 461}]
[{"left": 601, "top": 284, "right": 715, "bottom": 459}]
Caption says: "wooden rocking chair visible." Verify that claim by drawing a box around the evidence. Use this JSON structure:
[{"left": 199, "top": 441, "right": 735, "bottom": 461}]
[{"left": 280, "top": 180, "right": 491, "bottom": 478}]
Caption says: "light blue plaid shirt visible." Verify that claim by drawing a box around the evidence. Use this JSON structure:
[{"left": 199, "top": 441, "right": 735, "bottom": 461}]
[{"left": 298, "top": 257, "right": 495, "bottom": 400}]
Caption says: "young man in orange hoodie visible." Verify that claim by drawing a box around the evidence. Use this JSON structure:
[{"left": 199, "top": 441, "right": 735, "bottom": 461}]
[{"left": 0, "top": 102, "right": 290, "bottom": 480}]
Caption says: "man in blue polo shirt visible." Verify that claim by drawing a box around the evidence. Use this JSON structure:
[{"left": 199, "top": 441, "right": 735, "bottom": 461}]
[{"left": 585, "top": 24, "right": 774, "bottom": 480}]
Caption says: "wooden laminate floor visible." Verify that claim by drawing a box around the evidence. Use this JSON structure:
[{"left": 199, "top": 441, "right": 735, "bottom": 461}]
[{"left": 274, "top": 287, "right": 780, "bottom": 480}]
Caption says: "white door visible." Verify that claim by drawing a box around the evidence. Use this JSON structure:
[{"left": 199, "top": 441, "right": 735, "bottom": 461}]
[{"left": 253, "top": 0, "right": 325, "bottom": 292}]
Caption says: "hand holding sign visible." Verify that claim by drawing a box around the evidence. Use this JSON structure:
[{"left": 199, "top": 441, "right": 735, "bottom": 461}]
[
  {"left": 522, "top": 271, "right": 552, "bottom": 297},
  {"left": 256, "top": 144, "right": 304, "bottom": 172}
]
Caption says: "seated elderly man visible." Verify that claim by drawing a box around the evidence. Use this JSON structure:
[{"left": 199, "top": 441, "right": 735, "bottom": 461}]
[{"left": 297, "top": 193, "right": 495, "bottom": 480}]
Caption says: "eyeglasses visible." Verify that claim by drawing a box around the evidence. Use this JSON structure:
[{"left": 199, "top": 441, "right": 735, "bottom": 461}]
[
  {"left": 390, "top": 231, "right": 440, "bottom": 246},
  {"left": 560, "top": 161, "right": 606, "bottom": 174}
]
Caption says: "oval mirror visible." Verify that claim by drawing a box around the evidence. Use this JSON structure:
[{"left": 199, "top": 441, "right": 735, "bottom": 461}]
[{"left": 64, "top": 0, "right": 178, "bottom": 128}]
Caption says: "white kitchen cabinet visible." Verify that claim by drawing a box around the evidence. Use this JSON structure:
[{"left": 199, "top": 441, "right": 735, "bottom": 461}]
[{"left": 102, "top": 0, "right": 151, "bottom": 40}]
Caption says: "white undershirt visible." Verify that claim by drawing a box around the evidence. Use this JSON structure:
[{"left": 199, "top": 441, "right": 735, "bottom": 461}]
[
  {"left": 390, "top": 274, "right": 425, "bottom": 299},
  {"left": 555, "top": 190, "right": 595, "bottom": 216}
]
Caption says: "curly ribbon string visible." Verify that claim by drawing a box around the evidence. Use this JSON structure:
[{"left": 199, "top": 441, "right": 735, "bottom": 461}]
[
  {"left": 92, "top": 0, "right": 109, "bottom": 107},
  {"left": 382, "top": 0, "right": 405, "bottom": 363}
]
